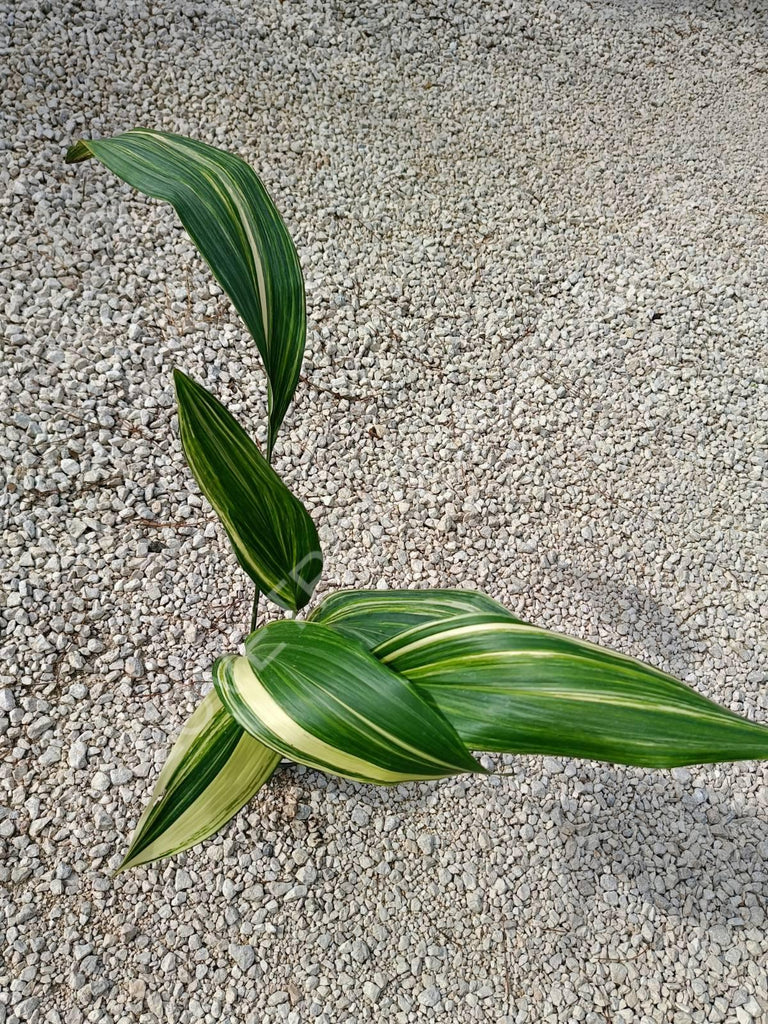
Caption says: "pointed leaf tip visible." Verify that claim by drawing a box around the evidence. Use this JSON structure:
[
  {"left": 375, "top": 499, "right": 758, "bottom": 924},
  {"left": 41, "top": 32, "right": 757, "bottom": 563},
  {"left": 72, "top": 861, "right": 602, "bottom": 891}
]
[
  {"left": 117, "top": 690, "right": 281, "bottom": 872},
  {"left": 378, "top": 613, "right": 768, "bottom": 769},
  {"left": 65, "top": 139, "right": 93, "bottom": 164}
]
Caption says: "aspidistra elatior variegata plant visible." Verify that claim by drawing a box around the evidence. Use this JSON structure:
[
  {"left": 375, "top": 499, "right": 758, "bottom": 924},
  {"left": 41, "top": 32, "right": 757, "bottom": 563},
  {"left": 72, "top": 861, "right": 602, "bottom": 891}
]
[{"left": 67, "top": 132, "right": 768, "bottom": 874}]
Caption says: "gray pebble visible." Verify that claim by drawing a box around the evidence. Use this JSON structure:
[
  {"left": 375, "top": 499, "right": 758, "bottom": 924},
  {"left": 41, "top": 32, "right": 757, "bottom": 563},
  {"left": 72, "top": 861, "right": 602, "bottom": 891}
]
[
  {"left": 174, "top": 869, "right": 194, "bottom": 891},
  {"left": 229, "top": 944, "right": 255, "bottom": 971},
  {"left": 68, "top": 741, "right": 88, "bottom": 769}
]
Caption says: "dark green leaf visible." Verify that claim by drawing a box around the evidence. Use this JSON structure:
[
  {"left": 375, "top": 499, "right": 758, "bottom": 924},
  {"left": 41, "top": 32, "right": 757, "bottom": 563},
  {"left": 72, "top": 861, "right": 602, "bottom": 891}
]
[
  {"left": 376, "top": 614, "right": 768, "bottom": 768},
  {"left": 66, "top": 129, "right": 305, "bottom": 454},
  {"left": 214, "top": 621, "right": 485, "bottom": 784},
  {"left": 175, "top": 369, "right": 321, "bottom": 611},
  {"left": 118, "top": 690, "right": 281, "bottom": 872}
]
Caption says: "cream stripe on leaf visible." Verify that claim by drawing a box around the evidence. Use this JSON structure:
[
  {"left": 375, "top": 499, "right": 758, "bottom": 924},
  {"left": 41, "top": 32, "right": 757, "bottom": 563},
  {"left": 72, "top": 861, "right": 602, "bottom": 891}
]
[
  {"left": 213, "top": 621, "right": 485, "bottom": 785},
  {"left": 307, "top": 588, "right": 521, "bottom": 647},
  {"left": 118, "top": 690, "right": 281, "bottom": 872},
  {"left": 174, "top": 369, "right": 321, "bottom": 611},
  {"left": 65, "top": 128, "right": 305, "bottom": 457},
  {"left": 374, "top": 613, "right": 768, "bottom": 769}
]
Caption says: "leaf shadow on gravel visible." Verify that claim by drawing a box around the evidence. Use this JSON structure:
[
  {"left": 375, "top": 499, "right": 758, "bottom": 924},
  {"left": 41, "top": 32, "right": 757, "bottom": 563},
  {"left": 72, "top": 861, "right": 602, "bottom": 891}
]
[
  {"left": 273, "top": 757, "right": 768, "bottom": 937},
  {"left": 514, "top": 564, "right": 768, "bottom": 931},
  {"left": 544, "top": 765, "right": 768, "bottom": 933},
  {"left": 545, "top": 559, "right": 743, "bottom": 694}
]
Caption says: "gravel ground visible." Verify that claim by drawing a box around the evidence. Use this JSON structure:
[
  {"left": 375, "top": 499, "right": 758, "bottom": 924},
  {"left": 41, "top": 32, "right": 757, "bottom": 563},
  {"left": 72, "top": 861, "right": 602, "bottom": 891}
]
[{"left": 3, "top": 1, "right": 768, "bottom": 1022}]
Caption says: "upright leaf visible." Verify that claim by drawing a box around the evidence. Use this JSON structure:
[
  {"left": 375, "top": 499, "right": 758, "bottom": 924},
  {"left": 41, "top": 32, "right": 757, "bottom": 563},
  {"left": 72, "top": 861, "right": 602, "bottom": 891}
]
[
  {"left": 376, "top": 614, "right": 768, "bottom": 768},
  {"left": 214, "top": 621, "right": 485, "bottom": 784},
  {"left": 118, "top": 690, "right": 281, "bottom": 872},
  {"left": 174, "top": 369, "right": 322, "bottom": 611},
  {"left": 66, "top": 128, "right": 305, "bottom": 455},
  {"left": 309, "top": 587, "right": 521, "bottom": 647}
]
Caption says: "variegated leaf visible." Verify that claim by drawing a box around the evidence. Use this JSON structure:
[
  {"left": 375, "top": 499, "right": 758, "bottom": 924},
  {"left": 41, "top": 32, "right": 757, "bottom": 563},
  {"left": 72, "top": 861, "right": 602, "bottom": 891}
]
[
  {"left": 118, "top": 690, "right": 281, "bottom": 872},
  {"left": 375, "top": 614, "right": 768, "bottom": 768},
  {"left": 213, "top": 621, "right": 485, "bottom": 784},
  {"left": 66, "top": 128, "right": 305, "bottom": 455},
  {"left": 308, "top": 587, "right": 521, "bottom": 647},
  {"left": 174, "top": 369, "right": 321, "bottom": 611}
]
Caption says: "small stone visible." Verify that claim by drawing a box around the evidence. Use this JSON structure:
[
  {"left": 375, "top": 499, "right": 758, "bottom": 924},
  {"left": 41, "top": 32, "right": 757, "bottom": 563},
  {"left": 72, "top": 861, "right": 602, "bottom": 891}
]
[
  {"left": 285, "top": 884, "right": 307, "bottom": 901},
  {"left": 417, "top": 834, "right": 438, "bottom": 855},
  {"left": 91, "top": 771, "right": 110, "bottom": 792},
  {"left": 418, "top": 986, "right": 442, "bottom": 1008},
  {"left": 80, "top": 955, "right": 100, "bottom": 977},
  {"left": 610, "top": 963, "right": 628, "bottom": 984},
  {"left": 125, "top": 656, "right": 144, "bottom": 678},
  {"left": 268, "top": 881, "right": 292, "bottom": 897},
  {"left": 297, "top": 863, "right": 317, "bottom": 885},
  {"left": 351, "top": 806, "right": 370, "bottom": 827},
  {"left": 94, "top": 808, "right": 113, "bottom": 831},
  {"left": 127, "top": 978, "right": 146, "bottom": 1003},
  {"left": 16, "top": 998, "right": 40, "bottom": 1018},
  {"left": 147, "top": 991, "right": 164, "bottom": 1016},
  {"left": 363, "top": 982, "right": 381, "bottom": 1003},
  {"left": 174, "top": 869, "right": 193, "bottom": 891},
  {"left": 160, "top": 953, "right": 176, "bottom": 974},
  {"left": 351, "top": 939, "right": 370, "bottom": 963},
  {"left": 68, "top": 740, "right": 87, "bottom": 769},
  {"left": 27, "top": 715, "right": 54, "bottom": 740},
  {"left": 230, "top": 944, "right": 255, "bottom": 971},
  {"left": 39, "top": 743, "right": 62, "bottom": 766},
  {"left": 0, "top": 688, "right": 16, "bottom": 711}
]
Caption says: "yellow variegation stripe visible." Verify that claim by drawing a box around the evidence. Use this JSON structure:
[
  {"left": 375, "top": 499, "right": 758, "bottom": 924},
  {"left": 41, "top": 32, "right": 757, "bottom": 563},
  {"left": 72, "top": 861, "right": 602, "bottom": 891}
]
[
  {"left": 66, "top": 128, "right": 305, "bottom": 456},
  {"left": 221, "top": 656, "right": 438, "bottom": 784},
  {"left": 118, "top": 690, "right": 281, "bottom": 872},
  {"left": 308, "top": 588, "right": 521, "bottom": 647}
]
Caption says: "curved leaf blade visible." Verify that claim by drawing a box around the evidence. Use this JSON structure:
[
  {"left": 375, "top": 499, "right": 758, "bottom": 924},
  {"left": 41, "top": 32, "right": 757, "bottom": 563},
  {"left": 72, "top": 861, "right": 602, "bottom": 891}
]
[
  {"left": 66, "top": 128, "right": 305, "bottom": 454},
  {"left": 175, "top": 369, "right": 322, "bottom": 611},
  {"left": 213, "top": 621, "right": 484, "bottom": 784},
  {"left": 377, "top": 614, "right": 768, "bottom": 768},
  {"left": 118, "top": 690, "right": 281, "bottom": 872},
  {"left": 308, "top": 587, "right": 521, "bottom": 647}
]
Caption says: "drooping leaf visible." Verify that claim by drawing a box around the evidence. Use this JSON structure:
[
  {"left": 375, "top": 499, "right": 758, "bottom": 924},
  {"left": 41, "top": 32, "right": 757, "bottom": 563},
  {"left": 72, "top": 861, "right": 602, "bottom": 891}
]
[
  {"left": 118, "top": 690, "right": 281, "bottom": 872},
  {"left": 174, "top": 368, "right": 321, "bottom": 611},
  {"left": 66, "top": 128, "right": 305, "bottom": 455},
  {"left": 308, "top": 587, "right": 521, "bottom": 647},
  {"left": 375, "top": 614, "right": 768, "bottom": 768},
  {"left": 213, "top": 621, "right": 485, "bottom": 784}
]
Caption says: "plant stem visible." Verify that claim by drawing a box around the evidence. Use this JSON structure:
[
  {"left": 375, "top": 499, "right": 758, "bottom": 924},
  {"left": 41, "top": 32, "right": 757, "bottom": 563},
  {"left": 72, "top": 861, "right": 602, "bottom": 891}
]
[
  {"left": 250, "top": 426, "right": 271, "bottom": 634},
  {"left": 249, "top": 589, "right": 260, "bottom": 633}
]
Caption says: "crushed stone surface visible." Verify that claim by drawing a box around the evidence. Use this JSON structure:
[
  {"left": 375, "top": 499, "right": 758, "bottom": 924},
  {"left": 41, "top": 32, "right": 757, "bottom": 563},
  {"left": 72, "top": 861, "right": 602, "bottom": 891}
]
[{"left": 2, "top": 1, "right": 768, "bottom": 1022}]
